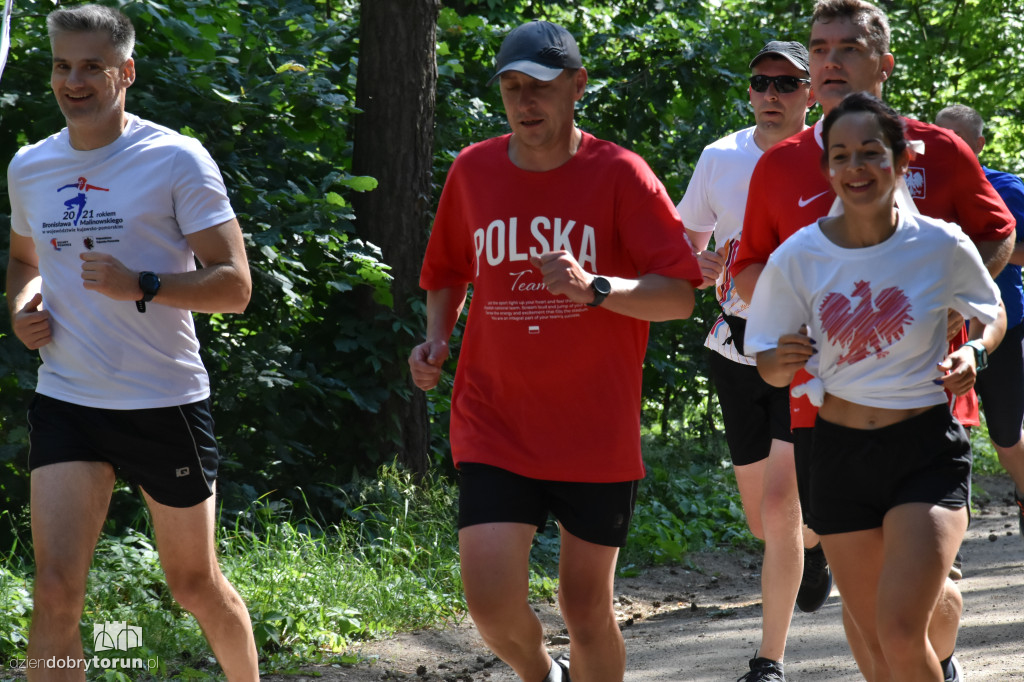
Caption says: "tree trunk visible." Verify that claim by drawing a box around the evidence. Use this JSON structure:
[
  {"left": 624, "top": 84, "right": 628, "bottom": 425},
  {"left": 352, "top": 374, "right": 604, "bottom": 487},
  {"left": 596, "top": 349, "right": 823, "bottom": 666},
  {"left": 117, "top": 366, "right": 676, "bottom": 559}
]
[{"left": 352, "top": 0, "right": 440, "bottom": 474}]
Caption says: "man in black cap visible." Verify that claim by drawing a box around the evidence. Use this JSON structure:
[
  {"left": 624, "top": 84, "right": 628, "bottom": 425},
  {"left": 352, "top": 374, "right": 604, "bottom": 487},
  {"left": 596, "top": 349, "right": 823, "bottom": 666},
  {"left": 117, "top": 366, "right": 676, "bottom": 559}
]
[
  {"left": 409, "top": 19, "right": 701, "bottom": 682},
  {"left": 676, "top": 40, "right": 821, "bottom": 682}
]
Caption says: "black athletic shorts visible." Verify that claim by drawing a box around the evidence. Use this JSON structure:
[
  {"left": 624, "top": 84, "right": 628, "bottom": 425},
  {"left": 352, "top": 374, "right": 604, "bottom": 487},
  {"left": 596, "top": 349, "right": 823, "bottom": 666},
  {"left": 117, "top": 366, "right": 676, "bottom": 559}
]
[
  {"left": 974, "top": 321, "right": 1024, "bottom": 447},
  {"left": 457, "top": 462, "right": 639, "bottom": 547},
  {"left": 805, "top": 404, "right": 971, "bottom": 535},
  {"left": 793, "top": 426, "right": 814, "bottom": 523},
  {"left": 707, "top": 349, "right": 793, "bottom": 466},
  {"left": 27, "top": 393, "right": 219, "bottom": 508}
]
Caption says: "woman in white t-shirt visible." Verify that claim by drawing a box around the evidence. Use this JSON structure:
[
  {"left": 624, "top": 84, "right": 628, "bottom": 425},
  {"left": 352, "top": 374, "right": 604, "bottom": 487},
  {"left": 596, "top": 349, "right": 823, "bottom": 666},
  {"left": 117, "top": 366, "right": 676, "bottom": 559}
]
[{"left": 745, "top": 92, "right": 1006, "bottom": 682}]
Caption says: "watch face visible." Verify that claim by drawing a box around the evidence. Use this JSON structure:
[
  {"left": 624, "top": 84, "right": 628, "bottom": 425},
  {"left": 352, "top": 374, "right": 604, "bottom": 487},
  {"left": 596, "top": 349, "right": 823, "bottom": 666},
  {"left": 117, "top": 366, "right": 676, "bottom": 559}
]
[
  {"left": 140, "top": 273, "right": 159, "bottom": 293},
  {"left": 593, "top": 276, "right": 612, "bottom": 295}
]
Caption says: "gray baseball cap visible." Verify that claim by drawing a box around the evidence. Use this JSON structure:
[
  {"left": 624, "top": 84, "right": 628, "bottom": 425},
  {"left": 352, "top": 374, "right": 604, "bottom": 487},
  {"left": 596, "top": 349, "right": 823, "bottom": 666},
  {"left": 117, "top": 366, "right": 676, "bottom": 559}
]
[
  {"left": 749, "top": 40, "right": 810, "bottom": 73},
  {"left": 488, "top": 21, "right": 583, "bottom": 85}
]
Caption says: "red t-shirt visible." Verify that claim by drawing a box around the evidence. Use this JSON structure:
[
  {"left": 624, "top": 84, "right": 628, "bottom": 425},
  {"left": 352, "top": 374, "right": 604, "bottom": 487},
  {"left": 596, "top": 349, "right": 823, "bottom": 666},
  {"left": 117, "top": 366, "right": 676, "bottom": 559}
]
[
  {"left": 733, "top": 118, "right": 1014, "bottom": 428},
  {"left": 421, "top": 132, "right": 701, "bottom": 481}
]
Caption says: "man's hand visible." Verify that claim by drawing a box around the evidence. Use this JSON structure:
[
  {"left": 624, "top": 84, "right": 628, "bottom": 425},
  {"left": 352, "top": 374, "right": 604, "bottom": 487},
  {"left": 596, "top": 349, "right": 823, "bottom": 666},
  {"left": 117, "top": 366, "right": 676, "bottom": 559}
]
[
  {"left": 409, "top": 339, "right": 450, "bottom": 391},
  {"left": 529, "top": 251, "right": 593, "bottom": 304},
  {"left": 12, "top": 292, "right": 52, "bottom": 350},
  {"left": 936, "top": 347, "right": 976, "bottom": 396},
  {"left": 694, "top": 246, "right": 726, "bottom": 290},
  {"left": 80, "top": 252, "right": 143, "bottom": 301}
]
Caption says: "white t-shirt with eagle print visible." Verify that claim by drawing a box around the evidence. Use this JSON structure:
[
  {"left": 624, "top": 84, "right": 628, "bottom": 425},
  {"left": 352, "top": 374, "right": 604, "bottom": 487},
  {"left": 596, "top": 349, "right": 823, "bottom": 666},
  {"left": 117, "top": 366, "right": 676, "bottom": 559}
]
[{"left": 745, "top": 211, "right": 1001, "bottom": 410}]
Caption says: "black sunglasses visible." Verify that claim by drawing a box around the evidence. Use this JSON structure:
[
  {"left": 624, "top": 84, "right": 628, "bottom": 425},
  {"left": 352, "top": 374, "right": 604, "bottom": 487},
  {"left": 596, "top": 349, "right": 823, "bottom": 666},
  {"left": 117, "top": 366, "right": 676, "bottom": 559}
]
[{"left": 749, "top": 75, "right": 810, "bottom": 94}]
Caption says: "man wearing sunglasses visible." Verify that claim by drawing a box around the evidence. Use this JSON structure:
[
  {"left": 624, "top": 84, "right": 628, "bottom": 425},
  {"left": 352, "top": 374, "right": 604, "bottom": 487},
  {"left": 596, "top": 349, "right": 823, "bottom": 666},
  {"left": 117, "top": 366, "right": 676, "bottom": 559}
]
[
  {"left": 676, "top": 40, "right": 819, "bottom": 682},
  {"left": 730, "top": 1, "right": 1014, "bottom": 680}
]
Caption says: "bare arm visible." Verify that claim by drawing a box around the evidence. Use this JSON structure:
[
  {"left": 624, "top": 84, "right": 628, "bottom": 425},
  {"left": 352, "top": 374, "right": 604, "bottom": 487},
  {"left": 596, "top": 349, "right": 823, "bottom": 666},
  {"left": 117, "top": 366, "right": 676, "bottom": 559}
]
[
  {"left": 733, "top": 263, "right": 764, "bottom": 304},
  {"left": 977, "top": 235, "right": 1013, "bottom": 278},
  {"left": 6, "top": 231, "right": 51, "bottom": 350},
  {"left": 1008, "top": 241, "right": 1024, "bottom": 267},
  {"left": 79, "top": 218, "right": 252, "bottom": 314},
  {"left": 530, "top": 250, "right": 694, "bottom": 322},
  {"left": 938, "top": 305, "right": 1007, "bottom": 396},
  {"left": 408, "top": 285, "right": 469, "bottom": 391},
  {"left": 685, "top": 228, "right": 725, "bottom": 291},
  {"left": 685, "top": 228, "right": 712, "bottom": 253}
]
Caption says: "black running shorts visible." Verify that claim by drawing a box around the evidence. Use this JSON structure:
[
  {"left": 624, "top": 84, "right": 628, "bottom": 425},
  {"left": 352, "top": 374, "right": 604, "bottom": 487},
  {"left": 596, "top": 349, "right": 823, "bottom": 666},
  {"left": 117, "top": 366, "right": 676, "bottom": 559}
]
[
  {"left": 27, "top": 393, "right": 219, "bottom": 508},
  {"left": 793, "top": 426, "right": 814, "bottom": 523},
  {"left": 707, "top": 349, "right": 793, "bottom": 467},
  {"left": 457, "top": 462, "right": 639, "bottom": 547},
  {"left": 805, "top": 405, "right": 971, "bottom": 535}
]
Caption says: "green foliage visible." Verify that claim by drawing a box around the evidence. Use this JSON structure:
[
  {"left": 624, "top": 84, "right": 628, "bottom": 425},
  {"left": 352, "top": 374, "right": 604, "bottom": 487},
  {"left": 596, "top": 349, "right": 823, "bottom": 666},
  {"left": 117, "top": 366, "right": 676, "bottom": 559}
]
[
  {"left": 623, "top": 432, "right": 754, "bottom": 568},
  {"left": 887, "top": 0, "right": 1024, "bottom": 174},
  {"left": 970, "top": 415, "right": 1004, "bottom": 477}
]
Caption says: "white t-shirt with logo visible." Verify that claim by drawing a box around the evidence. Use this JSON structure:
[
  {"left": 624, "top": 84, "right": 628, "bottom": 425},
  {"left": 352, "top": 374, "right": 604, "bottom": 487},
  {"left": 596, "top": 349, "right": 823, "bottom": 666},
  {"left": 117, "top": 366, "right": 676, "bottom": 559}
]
[
  {"left": 676, "top": 126, "right": 762, "bottom": 365},
  {"left": 8, "top": 114, "right": 235, "bottom": 409},
  {"left": 745, "top": 211, "right": 1001, "bottom": 409}
]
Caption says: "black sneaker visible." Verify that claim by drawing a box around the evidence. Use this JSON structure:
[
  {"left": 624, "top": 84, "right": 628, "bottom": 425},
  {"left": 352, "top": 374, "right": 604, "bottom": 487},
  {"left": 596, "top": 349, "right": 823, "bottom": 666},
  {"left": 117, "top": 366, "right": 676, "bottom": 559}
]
[
  {"left": 796, "top": 544, "right": 832, "bottom": 612},
  {"left": 737, "top": 656, "right": 785, "bottom": 682},
  {"left": 949, "top": 550, "right": 963, "bottom": 582}
]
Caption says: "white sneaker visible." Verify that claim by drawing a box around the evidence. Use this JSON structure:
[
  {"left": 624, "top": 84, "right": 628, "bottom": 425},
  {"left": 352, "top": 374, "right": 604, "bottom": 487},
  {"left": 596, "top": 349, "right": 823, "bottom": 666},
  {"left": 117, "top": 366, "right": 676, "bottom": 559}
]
[{"left": 946, "top": 654, "right": 964, "bottom": 682}]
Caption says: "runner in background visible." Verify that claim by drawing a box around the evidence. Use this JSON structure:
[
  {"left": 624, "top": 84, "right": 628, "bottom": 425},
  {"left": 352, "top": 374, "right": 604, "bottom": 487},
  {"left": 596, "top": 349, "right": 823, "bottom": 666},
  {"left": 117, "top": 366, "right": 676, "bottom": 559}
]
[
  {"left": 676, "top": 40, "right": 825, "bottom": 682},
  {"left": 935, "top": 103, "right": 1024, "bottom": 539}
]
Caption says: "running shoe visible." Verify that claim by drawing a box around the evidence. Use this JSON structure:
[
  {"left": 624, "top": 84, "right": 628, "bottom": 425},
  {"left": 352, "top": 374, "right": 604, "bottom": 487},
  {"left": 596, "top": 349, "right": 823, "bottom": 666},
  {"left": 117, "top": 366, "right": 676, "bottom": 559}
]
[
  {"left": 944, "top": 654, "right": 964, "bottom": 682},
  {"left": 737, "top": 656, "right": 785, "bottom": 682},
  {"left": 552, "top": 653, "right": 570, "bottom": 682},
  {"left": 796, "top": 544, "right": 832, "bottom": 612}
]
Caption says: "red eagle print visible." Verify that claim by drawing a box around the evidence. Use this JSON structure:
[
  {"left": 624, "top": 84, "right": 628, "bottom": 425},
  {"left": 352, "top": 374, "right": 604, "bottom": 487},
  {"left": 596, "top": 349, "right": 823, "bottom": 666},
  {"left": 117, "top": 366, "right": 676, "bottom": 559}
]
[{"left": 818, "top": 280, "right": 913, "bottom": 365}]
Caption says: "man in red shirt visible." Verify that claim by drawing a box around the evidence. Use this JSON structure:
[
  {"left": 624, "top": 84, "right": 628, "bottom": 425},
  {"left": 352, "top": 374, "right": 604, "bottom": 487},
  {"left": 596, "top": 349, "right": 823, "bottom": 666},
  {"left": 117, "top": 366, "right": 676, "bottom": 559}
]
[
  {"left": 409, "top": 21, "right": 700, "bottom": 682},
  {"left": 730, "top": 2, "right": 1013, "bottom": 680}
]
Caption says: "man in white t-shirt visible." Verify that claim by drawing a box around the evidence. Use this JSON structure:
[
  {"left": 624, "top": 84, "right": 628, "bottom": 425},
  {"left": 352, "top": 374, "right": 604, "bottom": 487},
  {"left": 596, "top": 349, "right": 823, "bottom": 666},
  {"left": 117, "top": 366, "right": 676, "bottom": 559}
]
[
  {"left": 676, "top": 41, "right": 821, "bottom": 682},
  {"left": 5, "top": 6, "right": 258, "bottom": 680}
]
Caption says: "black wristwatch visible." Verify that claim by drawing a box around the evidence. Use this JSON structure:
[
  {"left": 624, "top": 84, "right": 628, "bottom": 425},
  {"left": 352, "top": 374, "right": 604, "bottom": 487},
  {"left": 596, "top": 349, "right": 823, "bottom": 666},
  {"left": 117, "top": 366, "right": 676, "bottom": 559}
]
[
  {"left": 587, "top": 275, "right": 611, "bottom": 307},
  {"left": 136, "top": 271, "right": 161, "bottom": 313},
  {"left": 962, "top": 339, "right": 989, "bottom": 371}
]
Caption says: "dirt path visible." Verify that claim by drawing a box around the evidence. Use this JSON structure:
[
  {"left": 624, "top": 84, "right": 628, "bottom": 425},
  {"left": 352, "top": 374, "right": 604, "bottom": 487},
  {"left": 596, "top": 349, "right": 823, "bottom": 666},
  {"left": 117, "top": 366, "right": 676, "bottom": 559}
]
[{"left": 265, "top": 474, "right": 1024, "bottom": 681}]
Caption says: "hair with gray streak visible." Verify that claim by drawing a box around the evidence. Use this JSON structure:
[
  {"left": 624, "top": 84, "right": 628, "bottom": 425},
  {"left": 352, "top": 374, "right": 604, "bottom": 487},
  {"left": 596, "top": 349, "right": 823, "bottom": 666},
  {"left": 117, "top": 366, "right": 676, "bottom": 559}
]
[{"left": 47, "top": 4, "right": 135, "bottom": 63}]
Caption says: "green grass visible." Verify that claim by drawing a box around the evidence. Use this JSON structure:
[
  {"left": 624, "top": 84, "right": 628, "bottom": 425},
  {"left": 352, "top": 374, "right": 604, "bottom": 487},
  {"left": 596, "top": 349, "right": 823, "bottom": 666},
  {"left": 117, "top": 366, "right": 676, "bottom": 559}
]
[{"left": 0, "top": 446, "right": 754, "bottom": 679}]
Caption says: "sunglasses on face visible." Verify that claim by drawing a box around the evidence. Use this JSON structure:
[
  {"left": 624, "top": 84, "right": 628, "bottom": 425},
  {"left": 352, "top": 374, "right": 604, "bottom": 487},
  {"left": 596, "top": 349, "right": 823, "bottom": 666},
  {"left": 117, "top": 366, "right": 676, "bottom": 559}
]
[{"left": 749, "top": 74, "right": 810, "bottom": 94}]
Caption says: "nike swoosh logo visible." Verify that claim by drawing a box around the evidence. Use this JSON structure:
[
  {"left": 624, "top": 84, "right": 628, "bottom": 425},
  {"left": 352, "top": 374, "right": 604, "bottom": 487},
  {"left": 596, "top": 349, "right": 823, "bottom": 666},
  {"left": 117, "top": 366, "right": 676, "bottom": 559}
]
[{"left": 798, "top": 191, "right": 830, "bottom": 208}]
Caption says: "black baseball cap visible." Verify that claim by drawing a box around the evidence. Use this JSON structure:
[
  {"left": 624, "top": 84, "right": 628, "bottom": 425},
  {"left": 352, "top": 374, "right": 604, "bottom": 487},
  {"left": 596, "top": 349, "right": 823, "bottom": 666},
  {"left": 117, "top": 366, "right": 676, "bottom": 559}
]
[
  {"left": 749, "top": 40, "right": 809, "bottom": 73},
  {"left": 488, "top": 21, "right": 583, "bottom": 86}
]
